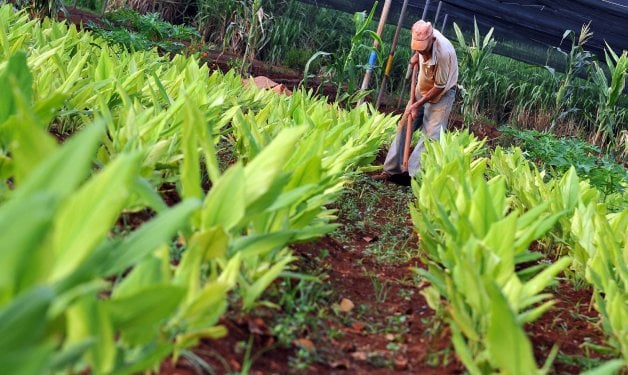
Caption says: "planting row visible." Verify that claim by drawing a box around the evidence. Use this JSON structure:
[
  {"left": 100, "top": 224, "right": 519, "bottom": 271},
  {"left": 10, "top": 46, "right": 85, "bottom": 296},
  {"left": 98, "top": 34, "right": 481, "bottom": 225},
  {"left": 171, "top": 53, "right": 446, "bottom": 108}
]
[
  {"left": 0, "top": 6, "right": 397, "bottom": 374},
  {"left": 411, "top": 131, "right": 626, "bottom": 373}
]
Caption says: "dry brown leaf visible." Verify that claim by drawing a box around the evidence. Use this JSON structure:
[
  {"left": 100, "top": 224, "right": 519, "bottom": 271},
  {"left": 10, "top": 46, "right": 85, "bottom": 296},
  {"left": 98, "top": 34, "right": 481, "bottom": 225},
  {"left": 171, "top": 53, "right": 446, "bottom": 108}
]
[
  {"left": 294, "top": 338, "right": 316, "bottom": 352},
  {"left": 350, "top": 351, "right": 367, "bottom": 361},
  {"left": 339, "top": 298, "right": 355, "bottom": 312},
  {"left": 395, "top": 357, "right": 409, "bottom": 370},
  {"left": 329, "top": 360, "right": 350, "bottom": 369},
  {"left": 351, "top": 322, "right": 365, "bottom": 332}
]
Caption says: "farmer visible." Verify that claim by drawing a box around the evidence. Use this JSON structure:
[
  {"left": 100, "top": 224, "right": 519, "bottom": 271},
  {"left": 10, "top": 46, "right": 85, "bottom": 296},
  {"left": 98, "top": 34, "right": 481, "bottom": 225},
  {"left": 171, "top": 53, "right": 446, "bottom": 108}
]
[{"left": 375, "top": 20, "right": 458, "bottom": 185}]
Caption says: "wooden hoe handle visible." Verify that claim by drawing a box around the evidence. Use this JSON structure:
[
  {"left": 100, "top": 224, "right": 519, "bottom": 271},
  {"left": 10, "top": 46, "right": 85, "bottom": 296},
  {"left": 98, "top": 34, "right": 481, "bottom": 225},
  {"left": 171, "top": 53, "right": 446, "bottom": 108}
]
[{"left": 402, "top": 62, "right": 418, "bottom": 172}]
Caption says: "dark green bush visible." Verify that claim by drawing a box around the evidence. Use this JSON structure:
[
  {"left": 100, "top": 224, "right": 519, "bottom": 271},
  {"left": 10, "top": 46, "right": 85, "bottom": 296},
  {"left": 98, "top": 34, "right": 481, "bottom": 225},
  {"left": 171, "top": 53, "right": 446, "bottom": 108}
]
[{"left": 500, "top": 126, "right": 627, "bottom": 196}]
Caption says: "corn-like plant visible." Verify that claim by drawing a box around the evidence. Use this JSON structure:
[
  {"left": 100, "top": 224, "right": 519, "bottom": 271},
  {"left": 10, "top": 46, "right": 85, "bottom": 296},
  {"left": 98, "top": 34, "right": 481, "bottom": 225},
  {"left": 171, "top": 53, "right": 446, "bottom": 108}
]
[
  {"left": 590, "top": 44, "right": 628, "bottom": 155},
  {"left": 331, "top": 1, "right": 383, "bottom": 104},
  {"left": 548, "top": 23, "right": 594, "bottom": 130},
  {"left": 453, "top": 19, "right": 496, "bottom": 125}
]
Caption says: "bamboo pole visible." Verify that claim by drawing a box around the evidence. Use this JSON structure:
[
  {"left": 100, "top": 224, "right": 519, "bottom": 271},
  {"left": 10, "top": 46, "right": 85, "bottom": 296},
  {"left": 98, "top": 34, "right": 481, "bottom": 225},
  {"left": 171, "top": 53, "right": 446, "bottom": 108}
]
[
  {"left": 375, "top": 0, "right": 410, "bottom": 110},
  {"left": 441, "top": 13, "right": 449, "bottom": 32},
  {"left": 357, "top": 0, "right": 392, "bottom": 107},
  {"left": 434, "top": 1, "right": 442, "bottom": 25},
  {"left": 421, "top": 0, "right": 431, "bottom": 20}
]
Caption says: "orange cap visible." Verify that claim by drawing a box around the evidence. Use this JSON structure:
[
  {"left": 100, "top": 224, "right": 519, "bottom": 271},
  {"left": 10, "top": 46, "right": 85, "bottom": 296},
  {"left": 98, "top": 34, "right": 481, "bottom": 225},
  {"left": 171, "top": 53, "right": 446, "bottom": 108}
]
[{"left": 411, "top": 20, "right": 433, "bottom": 51}]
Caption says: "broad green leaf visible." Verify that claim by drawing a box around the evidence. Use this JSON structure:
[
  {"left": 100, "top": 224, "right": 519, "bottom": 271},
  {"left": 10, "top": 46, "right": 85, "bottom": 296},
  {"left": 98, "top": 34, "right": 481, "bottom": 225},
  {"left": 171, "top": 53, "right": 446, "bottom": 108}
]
[
  {"left": 217, "top": 252, "right": 242, "bottom": 288},
  {"left": 469, "top": 181, "right": 498, "bottom": 237},
  {"left": 0, "top": 51, "right": 32, "bottom": 123},
  {"left": 94, "top": 46, "right": 114, "bottom": 82},
  {"left": 242, "top": 255, "right": 294, "bottom": 310},
  {"left": 450, "top": 325, "right": 482, "bottom": 375},
  {"left": 175, "top": 226, "right": 228, "bottom": 296},
  {"left": 99, "top": 198, "right": 200, "bottom": 276},
  {"left": 33, "top": 93, "right": 67, "bottom": 125},
  {"left": 175, "top": 281, "right": 229, "bottom": 330},
  {"left": 0, "top": 286, "right": 53, "bottom": 349},
  {"left": 521, "top": 257, "right": 571, "bottom": 299},
  {"left": 201, "top": 162, "right": 245, "bottom": 231},
  {"left": 13, "top": 123, "right": 104, "bottom": 200},
  {"left": 131, "top": 177, "right": 168, "bottom": 213},
  {"left": 65, "top": 297, "right": 115, "bottom": 374},
  {"left": 560, "top": 167, "right": 580, "bottom": 210},
  {"left": 50, "top": 339, "right": 94, "bottom": 373},
  {"left": 106, "top": 285, "right": 185, "bottom": 346},
  {"left": 3, "top": 77, "right": 57, "bottom": 185},
  {"left": 230, "top": 231, "right": 296, "bottom": 258},
  {"left": 0, "top": 193, "right": 56, "bottom": 302},
  {"left": 174, "top": 326, "right": 228, "bottom": 350},
  {"left": 518, "top": 300, "right": 556, "bottom": 324},
  {"left": 244, "top": 126, "right": 306, "bottom": 208},
  {"left": 419, "top": 286, "right": 442, "bottom": 312},
  {"left": 180, "top": 100, "right": 203, "bottom": 201},
  {"left": 486, "top": 283, "right": 538, "bottom": 375},
  {"left": 112, "top": 256, "right": 166, "bottom": 300},
  {"left": 109, "top": 342, "right": 174, "bottom": 375},
  {"left": 0, "top": 343, "right": 52, "bottom": 375},
  {"left": 245, "top": 172, "right": 292, "bottom": 216},
  {"left": 580, "top": 360, "right": 626, "bottom": 375},
  {"left": 50, "top": 152, "right": 143, "bottom": 281}
]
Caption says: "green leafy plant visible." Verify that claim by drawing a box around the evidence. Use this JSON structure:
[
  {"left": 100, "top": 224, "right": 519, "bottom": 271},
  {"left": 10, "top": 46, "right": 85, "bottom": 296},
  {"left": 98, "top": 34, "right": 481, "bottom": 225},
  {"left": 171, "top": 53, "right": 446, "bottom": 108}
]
[
  {"left": 0, "top": 8, "right": 401, "bottom": 374},
  {"left": 500, "top": 126, "right": 627, "bottom": 197},
  {"left": 590, "top": 44, "right": 628, "bottom": 154},
  {"left": 548, "top": 23, "right": 594, "bottom": 130},
  {"left": 411, "top": 131, "right": 569, "bottom": 374},
  {"left": 329, "top": 1, "right": 383, "bottom": 104},
  {"left": 571, "top": 205, "right": 628, "bottom": 362},
  {"left": 13, "top": 0, "right": 66, "bottom": 19},
  {"left": 453, "top": 19, "right": 496, "bottom": 125},
  {"left": 0, "top": 52, "right": 207, "bottom": 373},
  {"left": 88, "top": 9, "right": 199, "bottom": 54}
]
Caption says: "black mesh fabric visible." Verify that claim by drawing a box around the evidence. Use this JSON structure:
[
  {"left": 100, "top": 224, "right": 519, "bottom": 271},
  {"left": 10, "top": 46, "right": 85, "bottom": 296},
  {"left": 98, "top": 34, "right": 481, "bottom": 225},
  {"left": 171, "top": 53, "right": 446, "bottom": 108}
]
[{"left": 294, "top": 0, "right": 628, "bottom": 66}]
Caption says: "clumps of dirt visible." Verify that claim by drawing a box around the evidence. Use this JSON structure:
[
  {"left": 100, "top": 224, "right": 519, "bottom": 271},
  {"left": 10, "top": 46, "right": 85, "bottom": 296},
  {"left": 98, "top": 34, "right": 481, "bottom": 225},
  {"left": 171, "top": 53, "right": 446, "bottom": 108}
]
[{"left": 58, "top": 6, "right": 105, "bottom": 28}]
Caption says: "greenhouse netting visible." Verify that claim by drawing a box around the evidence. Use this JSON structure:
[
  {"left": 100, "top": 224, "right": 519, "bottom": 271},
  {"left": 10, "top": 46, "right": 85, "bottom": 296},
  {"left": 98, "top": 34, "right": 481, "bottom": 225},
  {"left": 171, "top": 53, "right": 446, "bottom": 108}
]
[{"left": 296, "top": 0, "right": 628, "bottom": 67}]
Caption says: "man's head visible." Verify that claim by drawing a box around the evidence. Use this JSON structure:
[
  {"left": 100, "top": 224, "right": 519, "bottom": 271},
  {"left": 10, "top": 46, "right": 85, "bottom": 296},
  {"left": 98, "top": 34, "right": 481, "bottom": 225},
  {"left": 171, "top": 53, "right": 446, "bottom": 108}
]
[{"left": 411, "top": 20, "right": 434, "bottom": 56}]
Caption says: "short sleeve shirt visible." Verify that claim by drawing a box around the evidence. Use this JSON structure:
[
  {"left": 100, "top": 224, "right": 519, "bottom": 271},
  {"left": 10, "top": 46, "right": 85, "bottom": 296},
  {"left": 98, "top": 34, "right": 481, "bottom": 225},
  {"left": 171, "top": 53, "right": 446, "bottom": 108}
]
[{"left": 417, "top": 29, "right": 458, "bottom": 102}]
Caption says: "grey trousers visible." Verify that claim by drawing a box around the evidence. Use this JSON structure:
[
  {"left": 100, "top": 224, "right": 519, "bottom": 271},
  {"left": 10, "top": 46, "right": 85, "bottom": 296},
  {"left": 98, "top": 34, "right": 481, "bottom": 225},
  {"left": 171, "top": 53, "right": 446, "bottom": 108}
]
[{"left": 383, "top": 88, "right": 456, "bottom": 177}]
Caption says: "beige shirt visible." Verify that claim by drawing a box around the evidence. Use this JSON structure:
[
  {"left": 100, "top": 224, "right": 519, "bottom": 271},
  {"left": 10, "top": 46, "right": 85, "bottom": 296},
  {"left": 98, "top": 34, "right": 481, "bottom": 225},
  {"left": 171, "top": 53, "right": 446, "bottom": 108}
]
[{"left": 417, "top": 29, "right": 458, "bottom": 102}]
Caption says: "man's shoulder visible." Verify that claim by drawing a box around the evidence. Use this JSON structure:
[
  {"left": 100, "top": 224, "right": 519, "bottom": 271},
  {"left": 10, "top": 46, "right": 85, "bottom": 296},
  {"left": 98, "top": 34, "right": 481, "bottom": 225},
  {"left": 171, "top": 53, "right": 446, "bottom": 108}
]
[{"left": 434, "top": 30, "right": 456, "bottom": 58}]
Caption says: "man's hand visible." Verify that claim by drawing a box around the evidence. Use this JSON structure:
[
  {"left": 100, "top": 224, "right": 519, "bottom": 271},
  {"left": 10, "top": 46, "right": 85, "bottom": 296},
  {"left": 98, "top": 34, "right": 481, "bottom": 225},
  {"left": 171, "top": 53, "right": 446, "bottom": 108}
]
[
  {"left": 410, "top": 51, "right": 420, "bottom": 66},
  {"left": 404, "top": 100, "right": 423, "bottom": 120}
]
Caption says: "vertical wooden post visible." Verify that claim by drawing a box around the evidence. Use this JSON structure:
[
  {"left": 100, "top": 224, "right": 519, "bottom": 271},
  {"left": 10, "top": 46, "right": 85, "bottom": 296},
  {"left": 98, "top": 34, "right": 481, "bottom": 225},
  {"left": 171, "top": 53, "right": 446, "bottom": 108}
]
[
  {"left": 434, "top": 1, "right": 442, "bottom": 25},
  {"left": 357, "top": 0, "right": 393, "bottom": 106},
  {"left": 441, "top": 13, "right": 449, "bottom": 32},
  {"left": 421, "top": 0, "right": 431, "bottom": 21},
  {"left": 375, "top": 0, "right": 410, "bottom": 110}
]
